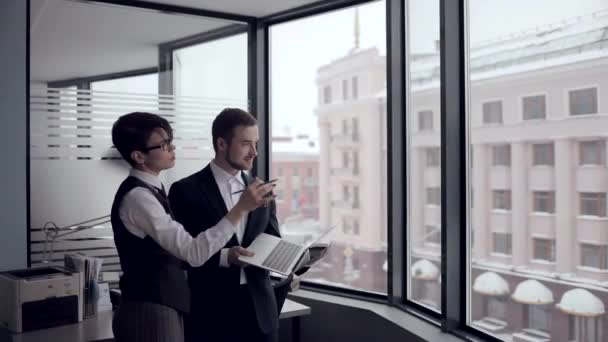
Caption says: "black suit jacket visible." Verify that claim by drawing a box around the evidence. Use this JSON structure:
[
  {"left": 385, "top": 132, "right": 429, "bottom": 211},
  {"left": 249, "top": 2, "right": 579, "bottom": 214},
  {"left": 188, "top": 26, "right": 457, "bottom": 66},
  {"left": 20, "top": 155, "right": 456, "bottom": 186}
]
[{"left": 168, "top": 164, "right": 280, "bottom": 335}]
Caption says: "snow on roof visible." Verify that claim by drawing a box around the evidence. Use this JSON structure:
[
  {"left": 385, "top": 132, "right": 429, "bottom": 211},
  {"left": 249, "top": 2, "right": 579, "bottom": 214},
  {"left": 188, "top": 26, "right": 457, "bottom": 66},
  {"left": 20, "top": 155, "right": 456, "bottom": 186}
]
[
  {"left": 411, "top": 259, "right": 440, "bottom": 280},
  {"left": 473, "top": 271, "right": 510, "bottom": 296},
  {"left": 512, "top": 279, "right": 554, "bottom": 305},
  {"left": 557, "top": 288, "right": 605, "bottom": 317}
]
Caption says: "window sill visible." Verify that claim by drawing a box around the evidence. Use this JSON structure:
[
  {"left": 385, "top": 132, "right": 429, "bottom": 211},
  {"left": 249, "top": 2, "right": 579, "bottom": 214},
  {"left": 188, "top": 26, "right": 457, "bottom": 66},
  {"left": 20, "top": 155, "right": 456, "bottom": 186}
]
[
  {"left": 490, "top": 252, "right": 512, "bottom": 259},
  {"left": 578, "top": 164, "right": 606, "bottom": 168},
  {"left": 530, "top": 259, "right": 556, "bottom": 265},
  {"left": 491, "top": 209, "right": 511, "bottom": 214},
  {"left": 577, "top": 215, "right": 608, "bottom": 221},
  {"left": 530, "top": 212, "right": 555, "bottom": 217},
  {"left": 288, "top": 289, "right": 465, "bottom": 342},
  {"left": 576, "top": 266, "right": 608, "bottom": 274}
]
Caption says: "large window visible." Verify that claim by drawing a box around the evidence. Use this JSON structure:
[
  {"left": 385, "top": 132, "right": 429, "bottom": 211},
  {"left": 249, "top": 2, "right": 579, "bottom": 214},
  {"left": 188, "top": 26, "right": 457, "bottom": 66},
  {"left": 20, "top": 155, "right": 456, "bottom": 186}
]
[
  {"left": 406, "top": 0, "right": 442, "bottom": 312},
  {"left": 468, "top": 1, "right": 608, "bottom": 340},
  {"left": 270, "top": 1, "right": 387, "bottom": 294}
]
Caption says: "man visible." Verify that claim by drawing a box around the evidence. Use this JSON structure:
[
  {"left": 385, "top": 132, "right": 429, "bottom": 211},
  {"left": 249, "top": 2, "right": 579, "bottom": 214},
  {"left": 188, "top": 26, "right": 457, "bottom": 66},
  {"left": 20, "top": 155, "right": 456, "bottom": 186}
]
[{"left": 169, "top": 108, "right": 280, "bottom": 342}]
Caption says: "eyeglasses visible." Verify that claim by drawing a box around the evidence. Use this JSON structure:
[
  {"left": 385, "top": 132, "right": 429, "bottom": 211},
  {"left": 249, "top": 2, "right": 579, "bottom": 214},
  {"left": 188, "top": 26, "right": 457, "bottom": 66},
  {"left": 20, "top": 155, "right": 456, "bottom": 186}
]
[{"left": 141, "top": 139, "right": 174, "bottom": 152}]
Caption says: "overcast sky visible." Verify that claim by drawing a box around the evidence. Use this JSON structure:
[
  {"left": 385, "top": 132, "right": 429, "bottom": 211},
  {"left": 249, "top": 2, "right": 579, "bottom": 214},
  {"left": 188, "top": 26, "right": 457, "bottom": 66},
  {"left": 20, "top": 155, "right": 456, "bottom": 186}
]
[{"left": 270, "top": 0, "right": 607, "bottom": 140}]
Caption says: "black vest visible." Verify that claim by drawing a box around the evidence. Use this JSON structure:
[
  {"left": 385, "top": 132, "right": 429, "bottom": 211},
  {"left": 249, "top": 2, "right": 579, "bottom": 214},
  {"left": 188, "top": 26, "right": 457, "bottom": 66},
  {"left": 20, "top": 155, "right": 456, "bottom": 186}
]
[{"left": 110, "top": 176, "right": 190, "bottom": 313}]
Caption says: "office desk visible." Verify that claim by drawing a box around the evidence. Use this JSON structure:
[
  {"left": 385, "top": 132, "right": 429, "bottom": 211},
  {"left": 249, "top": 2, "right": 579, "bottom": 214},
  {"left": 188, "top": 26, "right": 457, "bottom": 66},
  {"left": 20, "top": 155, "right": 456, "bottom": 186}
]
[
  {"left": 0, "top": 299, "right": 310, "bottom": 342},
  {"left": 279, "top": 299, "right": 311, "bottom": 342}
]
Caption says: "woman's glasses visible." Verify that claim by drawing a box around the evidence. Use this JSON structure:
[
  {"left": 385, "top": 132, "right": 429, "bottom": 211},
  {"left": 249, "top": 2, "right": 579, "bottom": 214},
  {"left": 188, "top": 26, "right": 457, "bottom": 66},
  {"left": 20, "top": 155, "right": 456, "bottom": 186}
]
[{"left": 142, "top": 139, "right": 174, "bottom": 152}]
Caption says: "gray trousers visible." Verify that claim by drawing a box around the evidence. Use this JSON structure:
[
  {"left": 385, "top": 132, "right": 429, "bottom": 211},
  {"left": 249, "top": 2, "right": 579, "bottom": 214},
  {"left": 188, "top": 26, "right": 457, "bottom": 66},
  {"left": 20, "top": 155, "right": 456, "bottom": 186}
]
[{"left": 112, "top": 302, "right": 184, "bottom": 342}]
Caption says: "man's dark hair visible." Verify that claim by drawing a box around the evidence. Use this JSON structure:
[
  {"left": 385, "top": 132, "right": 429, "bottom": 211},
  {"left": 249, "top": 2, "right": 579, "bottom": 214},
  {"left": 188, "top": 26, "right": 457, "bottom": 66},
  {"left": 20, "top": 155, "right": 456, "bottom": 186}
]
[
  {"left": 112, "top": 112, "right": 173, "bottom": 167},
  {"left": 211, "top": 108, "right": 257, "bottom": 152}
]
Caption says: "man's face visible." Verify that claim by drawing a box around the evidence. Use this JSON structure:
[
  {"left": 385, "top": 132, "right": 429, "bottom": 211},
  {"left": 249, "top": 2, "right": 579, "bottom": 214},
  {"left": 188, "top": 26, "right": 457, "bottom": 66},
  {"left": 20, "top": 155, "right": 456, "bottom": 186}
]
[{"left": 223, "top": 125, "right": 259, "bottom": 171}]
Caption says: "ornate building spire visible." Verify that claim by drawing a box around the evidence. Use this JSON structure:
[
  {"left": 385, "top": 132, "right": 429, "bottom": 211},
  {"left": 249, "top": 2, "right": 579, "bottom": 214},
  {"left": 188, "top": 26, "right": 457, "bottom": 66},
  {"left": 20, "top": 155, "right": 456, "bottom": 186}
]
[{"left": 354, "top": 7, "right": 360, "bottom": 50}]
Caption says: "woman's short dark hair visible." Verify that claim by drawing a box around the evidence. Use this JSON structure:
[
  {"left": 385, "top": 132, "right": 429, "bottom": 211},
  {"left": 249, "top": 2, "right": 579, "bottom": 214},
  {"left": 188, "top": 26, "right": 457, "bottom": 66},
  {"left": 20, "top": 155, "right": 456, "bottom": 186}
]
[
  {"left": 211, "top": 108, "right": 257, "bottom": 152},
  {"left": 112, "top": 112, "right": 173, "bottom": 166}
]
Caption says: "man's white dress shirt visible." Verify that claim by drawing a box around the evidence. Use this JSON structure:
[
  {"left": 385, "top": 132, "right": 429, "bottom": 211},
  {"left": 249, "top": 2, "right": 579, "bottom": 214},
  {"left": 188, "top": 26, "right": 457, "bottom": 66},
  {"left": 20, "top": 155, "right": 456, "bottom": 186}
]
[{"left": 210, "top": 161, "right": 249, "bottom": 284}]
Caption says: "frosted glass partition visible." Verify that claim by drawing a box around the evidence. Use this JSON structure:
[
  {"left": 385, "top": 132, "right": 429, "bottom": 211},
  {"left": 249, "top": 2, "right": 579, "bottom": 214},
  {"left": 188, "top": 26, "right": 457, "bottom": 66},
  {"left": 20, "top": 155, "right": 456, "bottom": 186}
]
[{"left": 29, "top": 86, "right": 247, "bottom": 283}]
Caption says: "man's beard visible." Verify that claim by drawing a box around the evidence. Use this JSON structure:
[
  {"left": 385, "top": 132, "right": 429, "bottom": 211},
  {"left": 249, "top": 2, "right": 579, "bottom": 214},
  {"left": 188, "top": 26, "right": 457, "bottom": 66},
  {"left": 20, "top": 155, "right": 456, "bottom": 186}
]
[{"left": 226, "top": 151, "right": 250, "bottom": 171}]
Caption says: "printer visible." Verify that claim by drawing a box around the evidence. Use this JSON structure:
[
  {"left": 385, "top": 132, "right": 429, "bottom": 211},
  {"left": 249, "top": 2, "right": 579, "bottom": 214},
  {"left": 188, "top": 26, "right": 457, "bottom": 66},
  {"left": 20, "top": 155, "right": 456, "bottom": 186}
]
[{"left": 0, "top": 266, "right": 83, "bottom": 333}]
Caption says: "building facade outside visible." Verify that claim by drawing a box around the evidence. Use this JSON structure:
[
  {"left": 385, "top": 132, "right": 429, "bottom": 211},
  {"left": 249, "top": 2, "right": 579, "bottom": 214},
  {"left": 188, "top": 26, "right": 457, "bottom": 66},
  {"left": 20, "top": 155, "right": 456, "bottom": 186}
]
[{"left": 305, "top": 9, "right": 608, "bottom": 342}]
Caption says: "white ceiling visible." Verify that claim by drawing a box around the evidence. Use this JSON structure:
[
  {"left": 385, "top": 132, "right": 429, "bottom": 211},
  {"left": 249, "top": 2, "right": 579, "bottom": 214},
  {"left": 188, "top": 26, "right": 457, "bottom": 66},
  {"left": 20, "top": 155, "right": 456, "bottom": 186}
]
[
  {"left": 138, "top": 0, "right": 320, "bottom": 18},
  {"left": 31, "top": 0, "right": 322, "bottom": 83}
]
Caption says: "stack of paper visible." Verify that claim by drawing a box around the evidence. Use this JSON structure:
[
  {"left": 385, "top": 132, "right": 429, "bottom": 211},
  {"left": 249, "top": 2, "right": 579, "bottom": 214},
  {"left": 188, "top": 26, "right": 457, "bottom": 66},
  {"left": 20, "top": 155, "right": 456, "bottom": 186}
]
[{"left": 64, "top": 253, "right": 103, "bottom": 318}]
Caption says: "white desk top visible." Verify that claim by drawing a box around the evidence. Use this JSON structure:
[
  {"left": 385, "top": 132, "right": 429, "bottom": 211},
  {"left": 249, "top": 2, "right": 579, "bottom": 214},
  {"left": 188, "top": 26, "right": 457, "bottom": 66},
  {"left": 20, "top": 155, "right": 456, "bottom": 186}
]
[{"left": 0, "top": 299, "right": 310, "bottom": 342}]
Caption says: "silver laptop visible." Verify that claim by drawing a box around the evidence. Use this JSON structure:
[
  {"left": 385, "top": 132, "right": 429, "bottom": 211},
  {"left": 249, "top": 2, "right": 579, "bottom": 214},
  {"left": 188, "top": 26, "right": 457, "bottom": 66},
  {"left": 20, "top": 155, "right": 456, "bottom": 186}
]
[{"left": 238, "top": 226, "right": 334, "bottom": 276}]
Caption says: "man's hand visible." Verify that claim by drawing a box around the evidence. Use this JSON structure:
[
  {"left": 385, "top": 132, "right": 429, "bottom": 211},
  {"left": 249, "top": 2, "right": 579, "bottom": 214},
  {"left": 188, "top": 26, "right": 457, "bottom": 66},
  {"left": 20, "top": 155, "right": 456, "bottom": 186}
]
[
  {"left": 234, "top": 179, "right": 277, "bottom": 213},
  {"left": 228, "top": 246, "right": 255, "bottom": 267}
]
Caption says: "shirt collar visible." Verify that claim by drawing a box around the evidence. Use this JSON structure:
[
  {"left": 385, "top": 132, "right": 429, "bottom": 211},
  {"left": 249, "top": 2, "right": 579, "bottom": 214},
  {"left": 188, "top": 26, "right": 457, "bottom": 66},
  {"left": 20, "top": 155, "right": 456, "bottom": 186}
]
[
  {"left": 129, "top": 168, "right": 163, "bottom": 189},
  {"left": 210, "top": 160, "right": 245, "bottom": 186}
]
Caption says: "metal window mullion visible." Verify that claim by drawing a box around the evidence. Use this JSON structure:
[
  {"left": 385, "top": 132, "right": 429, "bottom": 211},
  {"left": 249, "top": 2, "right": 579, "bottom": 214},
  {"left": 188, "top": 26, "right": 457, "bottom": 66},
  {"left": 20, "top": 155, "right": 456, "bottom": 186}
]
[
  {"left": 440, "top": 0, "right": 467, "bottom": 333},
  {"left": 250, "top": 21, "right": 269, "bottom": 180},
  {"left": 386, "top": 0, "right": 406, "bottom": 304}
]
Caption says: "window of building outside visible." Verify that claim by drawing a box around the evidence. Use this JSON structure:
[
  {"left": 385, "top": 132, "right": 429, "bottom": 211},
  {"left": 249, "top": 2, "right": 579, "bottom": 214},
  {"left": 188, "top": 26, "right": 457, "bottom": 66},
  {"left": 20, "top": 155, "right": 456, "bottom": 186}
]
[
  {"left": 418, "top": 110, "right": 433, "bottom": 131},
  {"left": 342, "top": 151, "right": 349, "bottom": 168},
  {"left": 492, "top": 144, "right": 511, "bottom": 166},
  {"left": 579, "top": 140, "right": 606, "bottom": 165},
  {"left": 580, "top": 244, "right": 608, "bottom": 269},
  {"left": 353, "top": 219, "right": 360, "bottom": 235},
  {"left": 528, "top": 305, "right": 551, "bottom": 332},
  {"left": 353, "top": 185, "right": 360, "bottom": 208},
  {"left": 468, "top": 1, "right": 608, "bottom": 341},
  {"left": 342, "top": 79, "right": 349, "bottom": 100},
  {"left": 493, "top": 233, "right": 512, "bottom": 255},
  {"left": 342, "top": 119, "right": 348, "bottom": 135},
  {"left": 323, "top": 85, "right": 332, "bottom": 104},
  {"left": 533, "top": 238, "right": 556, "bottom": 262},
  {"left": 492, "top": 190, "right": 511, "bottom": 210},
  {"left": 343, "top": 184, "right": 350, "bottom": 201},
  {"left": 352, "top": 117, "right": 359, "bottom": 140},
  {"left": 569, "top": 87, "right": 598, "bottom": 115},
  {"left": 522, "top": 94, "right": 546, "bottom": 120},
  {"left": 486, "top": 297, "right": 507, "bottom": 320},
  {"left": 482, "top": 100, "right": 503, "bottom": 124},
  {"left": 426, "top": 147, "right": 440, "bottom": 167},
  {"left": 352, "top": 76, "right": 358, "bottom": 99},
  {"left": 426, "top": 187, "right": 441, "bottom": 205},
  {"left": 532, "top": 191, "right": 555, "bottom": 213},
  {"left": 424, "top": 225, "right": 441, "bottom": 244},
  {"left": 580, "top": 192, "right": 607, "bottom": 217},
  {"left": 532, "top": 143, "right": 554, "bottom": 166}
]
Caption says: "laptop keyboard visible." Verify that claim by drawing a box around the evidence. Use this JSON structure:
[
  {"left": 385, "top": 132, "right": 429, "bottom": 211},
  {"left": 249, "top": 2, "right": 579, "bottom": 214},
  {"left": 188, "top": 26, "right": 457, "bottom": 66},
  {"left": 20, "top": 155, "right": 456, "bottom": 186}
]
[{"left": 262, "top": 240, "right": 302, "bottom": 274}]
